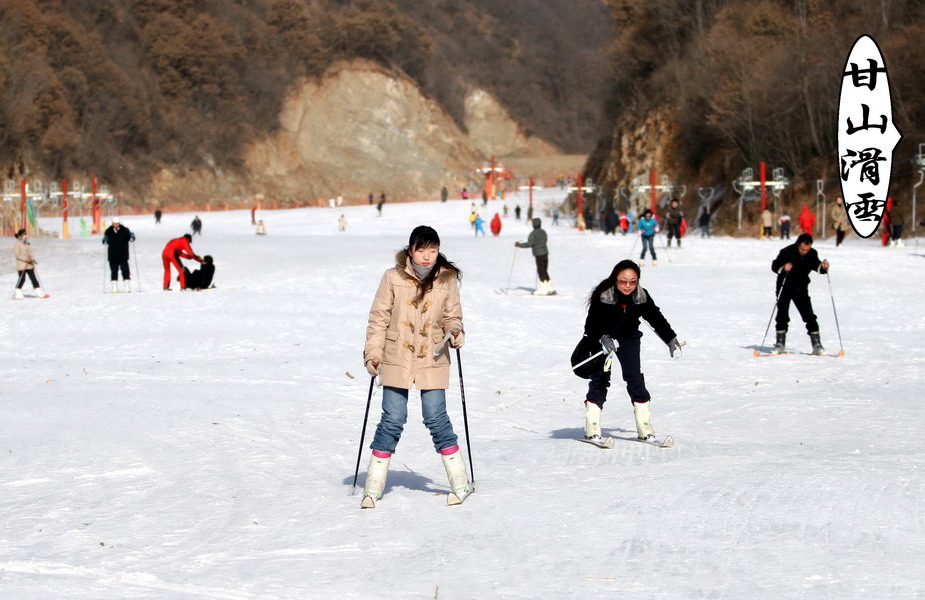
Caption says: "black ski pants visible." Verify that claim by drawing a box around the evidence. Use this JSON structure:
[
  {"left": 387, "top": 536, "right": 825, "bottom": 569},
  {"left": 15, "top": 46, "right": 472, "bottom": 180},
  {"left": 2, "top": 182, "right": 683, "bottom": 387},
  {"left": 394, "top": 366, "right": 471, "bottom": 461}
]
[
  {"left": 534, "top": 254, "right": 550, "bottom": 282},
  {"left": 775, "top": 289, "right": 819, "bottom": 333},
  {"left": 16, "top": 269, "right": 39, "bottom": 289},
  {"left": 109, "top": 260, "right": 130, "bottom": 281},
  {"left": 586, "top": 332, "right": 650, "bottom": 407}
]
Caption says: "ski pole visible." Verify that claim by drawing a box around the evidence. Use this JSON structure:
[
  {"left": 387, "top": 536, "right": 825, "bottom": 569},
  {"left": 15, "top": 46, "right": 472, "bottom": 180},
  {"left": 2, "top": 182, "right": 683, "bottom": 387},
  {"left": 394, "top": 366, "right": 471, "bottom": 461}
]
[
  {"left": 755, "top": 272, "right": 787, "bottom": 355},
  {"left": 628, "top": 232, "right": 639, "bottom": 259},
  {"left": 32, "top": 268, "right": 48, "bottom": 297},
  {"left": 504, "top": 247, "right": 517, "bottom": 294},
  {"left": 500, "top": 350, "right": 606, "bottom": 411},
  {"left": 656, "top": 231, "right": 672, "bottom": 263},
  {"left": 351, "top": 376, "right": 376, "bottom": 495},
  {"left": 456, "top": 348, "right": 475, "bottom": 484},
  {"left": 103, "top": 255, "right": 109, "bottom": 294},
  {"left": 132, "top": 241, "right": 142, "bottom": 292},
  {"left": 826, "top": 271, "right": 845, "bottom": 356}
]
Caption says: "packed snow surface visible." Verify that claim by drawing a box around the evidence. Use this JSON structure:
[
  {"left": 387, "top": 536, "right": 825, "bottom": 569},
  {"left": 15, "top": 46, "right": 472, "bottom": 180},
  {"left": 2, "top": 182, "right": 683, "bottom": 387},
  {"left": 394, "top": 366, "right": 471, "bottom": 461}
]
[{"left": 3, "top": 191, "right": 924, "bottom": 599}]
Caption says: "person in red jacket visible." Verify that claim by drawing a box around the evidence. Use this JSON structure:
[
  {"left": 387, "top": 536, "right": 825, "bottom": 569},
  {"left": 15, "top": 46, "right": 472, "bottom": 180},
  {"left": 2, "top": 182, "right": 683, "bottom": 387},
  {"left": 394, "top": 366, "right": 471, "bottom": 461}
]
[
  {"left": 490, "top": 213, "right": 502, "bottom": 236},
  {"left": 798, "top": 205, "right": 816, "bottom": 234},
  {"left": 162, "top": 234, "right": 202, "bottom": 290}
]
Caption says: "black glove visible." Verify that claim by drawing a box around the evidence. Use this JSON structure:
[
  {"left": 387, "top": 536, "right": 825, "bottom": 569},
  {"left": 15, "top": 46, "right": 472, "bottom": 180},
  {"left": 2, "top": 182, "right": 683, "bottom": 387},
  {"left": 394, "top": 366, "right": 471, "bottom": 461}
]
[
  {"left": 599, "top": 335, "right": 616, "bottom": 354},
  {"left": 668, "top": 337, "right": 682, "bottom": 359}
]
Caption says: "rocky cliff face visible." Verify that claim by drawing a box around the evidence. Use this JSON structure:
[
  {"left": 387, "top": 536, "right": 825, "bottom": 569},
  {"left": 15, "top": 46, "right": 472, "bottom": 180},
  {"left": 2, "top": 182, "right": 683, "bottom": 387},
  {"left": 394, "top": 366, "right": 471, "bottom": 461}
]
[{"left": 149, "top": 61, "right": 556, "bottom": 208}]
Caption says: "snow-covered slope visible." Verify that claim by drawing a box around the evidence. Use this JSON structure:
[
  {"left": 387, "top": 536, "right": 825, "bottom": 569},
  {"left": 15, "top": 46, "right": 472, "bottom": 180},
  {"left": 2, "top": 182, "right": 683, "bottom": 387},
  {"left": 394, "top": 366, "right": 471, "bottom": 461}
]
[{"left": 3, "top": 192, "right": 923, "bottom": 598}]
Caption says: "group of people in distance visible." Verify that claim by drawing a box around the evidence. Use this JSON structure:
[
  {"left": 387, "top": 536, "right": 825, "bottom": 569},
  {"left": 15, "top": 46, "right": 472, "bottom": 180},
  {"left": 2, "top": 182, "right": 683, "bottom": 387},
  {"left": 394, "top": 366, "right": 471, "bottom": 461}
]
[
  {"left": 358, "top": 221, "right": 833, "bottom": 508},
  {"left": 10, "top": 216, "right": 215, "bottom": 299}
]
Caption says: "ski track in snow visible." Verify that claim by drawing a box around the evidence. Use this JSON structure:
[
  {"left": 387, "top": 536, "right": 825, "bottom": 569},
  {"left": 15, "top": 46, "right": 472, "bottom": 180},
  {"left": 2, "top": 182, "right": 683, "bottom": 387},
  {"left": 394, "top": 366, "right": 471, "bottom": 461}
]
[{"left": 2, "top": 193, "right": 924, "bottom": 598}]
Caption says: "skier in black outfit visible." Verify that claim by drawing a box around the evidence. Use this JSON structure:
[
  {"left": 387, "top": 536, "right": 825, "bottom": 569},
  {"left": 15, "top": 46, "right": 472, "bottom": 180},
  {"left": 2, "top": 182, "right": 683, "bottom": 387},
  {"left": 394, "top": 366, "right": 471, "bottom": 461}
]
[
  {"left": 102, "top": 217, "right": 135, "bottom": 293},
  {"left": 182, "top": 255, "right": 215, "bottom": 290},
  {"left": 573, "top": 259, "right": 681, "bottom": 443},
  {"left": 770, "top": 233, "right": 830, "bottom": 355},
  {"left": 664, "top": 198, "right": 684, "bottom": 247},
  {"left": 191, "top": 216, "right": 202, "bottom": 235}
]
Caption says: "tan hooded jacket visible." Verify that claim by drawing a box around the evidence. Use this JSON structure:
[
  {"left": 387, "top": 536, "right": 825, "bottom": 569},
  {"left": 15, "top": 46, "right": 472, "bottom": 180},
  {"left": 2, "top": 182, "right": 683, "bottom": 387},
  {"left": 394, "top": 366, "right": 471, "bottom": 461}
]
[
  {"left": 364, "top": 250, "right": 463, "bottom": 390},
  {"left": 13, "top": 239, "right": 35, "bottom": 271}
]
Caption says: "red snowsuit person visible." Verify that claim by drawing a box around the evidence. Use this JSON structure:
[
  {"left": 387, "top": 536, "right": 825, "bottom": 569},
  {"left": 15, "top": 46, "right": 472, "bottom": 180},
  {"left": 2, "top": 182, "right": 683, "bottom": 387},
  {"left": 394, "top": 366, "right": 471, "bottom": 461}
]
[
  {"left": 162, "top": 234, "right": 201, "bottom": 290},
  {"left": 490, "top": 213, "right": 502, "bottom": 236},
  {"left": 798, "top": 205, "right": 816, "bottom": 234}
]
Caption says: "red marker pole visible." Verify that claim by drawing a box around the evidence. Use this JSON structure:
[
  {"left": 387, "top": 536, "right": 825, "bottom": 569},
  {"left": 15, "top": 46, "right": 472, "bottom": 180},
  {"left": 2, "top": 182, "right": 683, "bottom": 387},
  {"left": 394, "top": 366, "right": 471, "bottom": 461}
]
[{"left": 62, "top": 179, "right": 69, "bottom": 239}]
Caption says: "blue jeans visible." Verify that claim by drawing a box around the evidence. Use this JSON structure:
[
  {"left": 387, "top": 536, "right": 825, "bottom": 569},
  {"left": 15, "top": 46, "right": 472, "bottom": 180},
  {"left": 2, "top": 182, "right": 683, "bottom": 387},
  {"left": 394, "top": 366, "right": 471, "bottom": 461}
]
[
  {"left": 371, "top": 387, "right": 458, "bottom": 453},
  {"left": 640, "top": 235, "right": 657, "bottom": 260}
]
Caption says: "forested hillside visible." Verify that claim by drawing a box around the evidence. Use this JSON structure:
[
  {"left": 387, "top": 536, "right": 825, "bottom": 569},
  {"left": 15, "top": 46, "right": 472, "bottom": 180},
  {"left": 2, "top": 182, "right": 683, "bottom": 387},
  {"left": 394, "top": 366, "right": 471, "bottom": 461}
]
[
  {"left": 589, "top": 0, "right": 925, "bottom": 190},
  {"left": 0, "top": 0, "right": 610, "bottom": 197}
]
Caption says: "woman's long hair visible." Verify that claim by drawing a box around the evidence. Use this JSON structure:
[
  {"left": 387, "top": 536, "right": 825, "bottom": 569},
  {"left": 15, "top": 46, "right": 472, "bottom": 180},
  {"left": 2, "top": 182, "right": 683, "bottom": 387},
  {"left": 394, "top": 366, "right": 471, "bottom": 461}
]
[
  {"left": 407, "top": 225, "right": 462, "bottom": 306},
  {"left": 586, "top": 259, "right": 641, "bottom": 307}
]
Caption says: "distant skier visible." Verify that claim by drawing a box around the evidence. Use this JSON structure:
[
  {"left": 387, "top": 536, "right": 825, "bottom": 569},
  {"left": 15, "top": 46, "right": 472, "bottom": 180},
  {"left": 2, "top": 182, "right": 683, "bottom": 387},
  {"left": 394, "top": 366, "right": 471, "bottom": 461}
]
[
  {"left": 102, "top": 217, "right": 135, "bottom": 293},
  {"left": 761, "top": 208, "right": 774, "bottom": 239},
  {"left": 12, "top": 229, "right": 45, "bottom": 299},
  {"left": 514, "top": 217, "right": 554, "bottom": 295},
  {"left": 779, "top": 211, "right": 791, "bottom": 240},
  {"left": 154, "top": 208, "right": 162, "bottom": 224},
  {"left": 637, "top": 209, "right": 659, "bottom": 265},
  {"left": 376, "top": 193, "right": 385, "bottom": 216},
  {"left": 664, "top": 198, "right": 684, "bottom": 247},
  {"left": 830, "top": 197, "right": 848, "bottom": 247},
  {"left": 256, "top": 220, "right": 267, "bottom": 235},
  {"left": 699, "top": 208, "right": 711, "bottom": 238},
  {"left": 514, "top": 205, "right": 521, "bottom": 220},
  {"left": 572, "top": 259, "right": 681, "bottom": 444},
  {"left": 441, "top": 186, "right": 448, "bottom": 203},
  {"left": 619, "top": 211, "right": 629, "bottom": 235},
  {"left": 162, "top": 234, "right": 202, "bottom": 290},
  {"left": 798, "top": 205, "right": 815, "bottom": 234},
  {"left": 338, "top": 214, "right": 347, "bottom": 233},
  {"left": 490, "top": 213, "right": 502, "bottom": 236},
  {"left": 474, "top": 213, "right": 486, "bottom": 236},
  {"left": 770, "top": 233, "right": 830, "bottom": 355},
  {"left": 191, "top": 215, "right": 202, "bottom": 236},
  {"left": 361, "top": 225, "right": 471, "bottom": 507}
]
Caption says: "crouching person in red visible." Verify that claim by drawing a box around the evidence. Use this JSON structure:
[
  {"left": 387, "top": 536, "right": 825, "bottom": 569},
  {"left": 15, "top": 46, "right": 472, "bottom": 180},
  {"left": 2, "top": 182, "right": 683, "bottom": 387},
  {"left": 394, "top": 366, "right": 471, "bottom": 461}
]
[{"left": 162, "top": 234, "right": 202, "bottom": 290}]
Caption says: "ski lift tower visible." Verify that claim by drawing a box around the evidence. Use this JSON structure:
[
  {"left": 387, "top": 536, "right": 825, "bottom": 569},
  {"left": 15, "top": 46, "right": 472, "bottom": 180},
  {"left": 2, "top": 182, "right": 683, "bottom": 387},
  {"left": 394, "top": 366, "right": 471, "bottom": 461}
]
[
  {"left": 732, "top": 164, "right": 789, "bottom": 231},
  {"left": 567, "top": 174, "right": 596, "bottom": 231},
  {"left": 630, "top": 171, "right": 685, "bottom": 217},
  {"left": 473, "top": 156, "right": 510, "bottom": 200},
  {"left": 517, "top": 177, "right": 545, "bottom": 218}
]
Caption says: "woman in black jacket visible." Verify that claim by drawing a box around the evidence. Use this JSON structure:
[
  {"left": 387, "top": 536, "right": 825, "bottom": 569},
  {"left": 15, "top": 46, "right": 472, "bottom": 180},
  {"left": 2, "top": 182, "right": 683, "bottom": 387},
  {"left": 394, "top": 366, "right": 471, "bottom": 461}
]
[{"left": 577, "top": 259, "right": 681, "bottom": 442}]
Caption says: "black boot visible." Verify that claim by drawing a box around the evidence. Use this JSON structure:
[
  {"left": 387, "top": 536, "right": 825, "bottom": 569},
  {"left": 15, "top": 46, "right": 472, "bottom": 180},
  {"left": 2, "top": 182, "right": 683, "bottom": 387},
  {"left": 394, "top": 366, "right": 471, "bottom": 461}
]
[
  {"left": 772, "top": 330, "right": 786, "bottom": 354},
  {"left": 809, "top": 331, "right": 825, "bottom": 356}
]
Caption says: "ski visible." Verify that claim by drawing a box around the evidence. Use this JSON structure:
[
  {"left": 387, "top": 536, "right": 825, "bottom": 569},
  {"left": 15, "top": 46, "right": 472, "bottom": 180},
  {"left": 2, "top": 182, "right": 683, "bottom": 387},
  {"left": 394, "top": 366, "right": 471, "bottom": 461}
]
[
  {"left": 447, "top": 488, "right": 473, "bottom": 506},
  {"left": 577, "top": 436, "right": 615, "bottom": 449},
  {"left": 636, "top": 434, "right": 674, "bottom": 449},
  {"left": 799, "top": 351, "right": 845, "bottom": 358},
  {"left": 753, "top": 350, "right": 792, "bottom": 357}
]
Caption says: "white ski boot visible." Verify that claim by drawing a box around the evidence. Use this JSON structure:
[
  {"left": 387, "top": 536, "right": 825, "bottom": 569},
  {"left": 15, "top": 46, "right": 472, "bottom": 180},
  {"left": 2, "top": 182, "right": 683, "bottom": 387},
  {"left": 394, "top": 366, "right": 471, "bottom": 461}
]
[
  {"left": 13, "top": 288, "right": 24, "bottom": 300},
  {"left": 361, "top": 453, "right": 390, "bottom": 508},
  {"left": 633, "top": 401, "right": 655, "bottom": 441},
  {"left": 532, "top": 280, "right": 548, "bottom": 296},
  {"left": 35, "top": 287, "right": 46, "bottom": 298},
  {"left": 584, "top": 401, "right": 602, "bottom": 440},
  {"left": 545, "top": 280, "right": 556, "bottom": 295},
  {"left": 124, "top": 280, "right": 132, "bottom": 293},
  {"left": 441, "top": 449, "right": 473, "bottom": 505},
  {"left": 111, "top": 281, "right": 119, "bottom": 293}
]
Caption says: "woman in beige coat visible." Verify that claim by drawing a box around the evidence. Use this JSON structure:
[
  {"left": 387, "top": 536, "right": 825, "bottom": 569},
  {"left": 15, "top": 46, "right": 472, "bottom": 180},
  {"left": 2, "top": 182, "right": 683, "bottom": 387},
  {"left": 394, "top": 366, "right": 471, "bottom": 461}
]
[
  {"left": 831, "top": 196, "right": 849, "bottom": 247},
  {"left": 12, "top": 229, "right": 45, "bottom": 299},
  {"left": 361, "top": 225, "right": 472, "bottom": 507}
]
